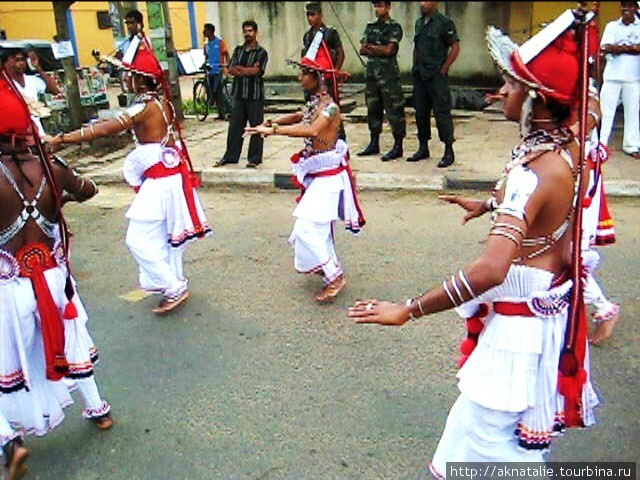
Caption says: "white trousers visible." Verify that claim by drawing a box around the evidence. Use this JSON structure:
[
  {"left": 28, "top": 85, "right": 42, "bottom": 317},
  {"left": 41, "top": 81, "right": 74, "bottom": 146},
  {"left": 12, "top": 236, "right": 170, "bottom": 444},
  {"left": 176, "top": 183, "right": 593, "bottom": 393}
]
[
  {"left": 126, "top": 219, "right": 188, "bottom": 298},
  {"left": 289, "top": 219, "right": 342, "bottom": 284},
  {"left": 599, "top": 80, "right": 640, "bottom": 153},
  {"left": 0, "top": 410, "right": 17, "bottom": 445},
  {"left": 430, "top": 394, "right": 544, "bottom": 479}
]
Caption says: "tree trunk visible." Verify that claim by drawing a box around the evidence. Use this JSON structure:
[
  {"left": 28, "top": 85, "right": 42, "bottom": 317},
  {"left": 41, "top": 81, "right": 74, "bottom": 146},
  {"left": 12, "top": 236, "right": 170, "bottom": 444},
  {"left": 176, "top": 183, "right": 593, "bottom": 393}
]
[
  {"left": 52, "top": 1, "right": 83, "bottom": 130},
  {"left": 146, "top": 1, "right": 183, "bottom": 120}
]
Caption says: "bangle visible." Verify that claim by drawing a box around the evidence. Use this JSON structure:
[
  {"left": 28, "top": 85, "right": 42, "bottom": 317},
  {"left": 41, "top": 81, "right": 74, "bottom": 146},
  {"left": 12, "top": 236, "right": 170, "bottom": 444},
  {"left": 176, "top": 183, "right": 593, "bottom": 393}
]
[
  {"left": 272, "top": 123, "right": 279, "bottom": 135},
  {"left": 484, "top": 197, "right": 497, "bottom": 212},
  {"left": 405, "top": 299, "right": 417, "bottom": 321}
]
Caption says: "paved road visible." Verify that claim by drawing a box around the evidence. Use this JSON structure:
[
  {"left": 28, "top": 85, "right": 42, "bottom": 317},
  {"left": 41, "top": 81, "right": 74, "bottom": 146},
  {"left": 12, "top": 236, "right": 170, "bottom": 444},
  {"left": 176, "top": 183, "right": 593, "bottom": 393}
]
[{"left": 25, "top": 188, "right": 639, "bottom": 480}]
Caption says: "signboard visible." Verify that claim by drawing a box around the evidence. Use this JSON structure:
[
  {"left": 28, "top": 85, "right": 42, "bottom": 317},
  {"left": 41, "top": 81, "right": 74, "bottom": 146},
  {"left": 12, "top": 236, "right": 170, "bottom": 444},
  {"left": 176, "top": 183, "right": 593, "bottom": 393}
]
[{"left": 51, "top": 40, "right": 75, "bottom": 59}]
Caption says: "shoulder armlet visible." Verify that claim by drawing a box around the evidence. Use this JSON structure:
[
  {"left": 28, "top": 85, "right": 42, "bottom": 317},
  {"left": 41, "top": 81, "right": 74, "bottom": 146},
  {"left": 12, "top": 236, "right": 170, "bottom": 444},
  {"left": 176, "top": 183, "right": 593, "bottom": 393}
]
[
  {"left": 125, "top": 102, "right": 146, "bottom": 119},
  {"left": 52, "top": 154, "right": 69, "bottom": 169},
  {"left": 495, "top": 166, "right": 539, "bottom": 221},
  {"left": 322, "top": 103, "right": 339, "bottom": 119}
]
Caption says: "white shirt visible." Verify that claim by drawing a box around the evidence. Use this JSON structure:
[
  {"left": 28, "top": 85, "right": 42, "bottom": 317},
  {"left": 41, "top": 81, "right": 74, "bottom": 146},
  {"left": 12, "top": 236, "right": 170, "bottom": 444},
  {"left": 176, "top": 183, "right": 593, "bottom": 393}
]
[
  {"left": 600, "top": 17, "right": 640, "bottom": 82},
  {"left": 12, "top": 75, "right": 47, "bottom": 137}
]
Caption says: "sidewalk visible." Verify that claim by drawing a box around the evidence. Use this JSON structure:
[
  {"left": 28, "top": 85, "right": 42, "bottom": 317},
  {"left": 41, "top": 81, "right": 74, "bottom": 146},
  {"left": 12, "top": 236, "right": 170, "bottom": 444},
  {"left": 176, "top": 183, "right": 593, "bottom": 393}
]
[{"left": 79, "top": 81, "right": 640, "bottom": 197}]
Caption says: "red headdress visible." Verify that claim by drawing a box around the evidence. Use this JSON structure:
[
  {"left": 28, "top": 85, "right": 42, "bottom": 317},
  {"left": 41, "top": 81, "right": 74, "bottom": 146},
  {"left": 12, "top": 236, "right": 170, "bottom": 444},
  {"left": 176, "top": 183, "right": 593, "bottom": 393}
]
[
  {"left": 487, "top": 9, "right": 597, "bottom": 105},
  {"left": 288, "top": 30, "right": 349, "bottom": 102},
  {"left": 0, "top": 76, "right": 32, "bottom": 137},
  {"left": 102, "top": 35, "right": 163, "bottom": 80}
]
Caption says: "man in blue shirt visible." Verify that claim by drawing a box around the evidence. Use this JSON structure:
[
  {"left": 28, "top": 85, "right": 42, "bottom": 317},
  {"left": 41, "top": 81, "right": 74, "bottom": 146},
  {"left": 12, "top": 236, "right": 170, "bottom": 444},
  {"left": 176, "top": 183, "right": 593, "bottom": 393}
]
[{"left": 203, "top": 23, "right": 230, "bottom": 120}]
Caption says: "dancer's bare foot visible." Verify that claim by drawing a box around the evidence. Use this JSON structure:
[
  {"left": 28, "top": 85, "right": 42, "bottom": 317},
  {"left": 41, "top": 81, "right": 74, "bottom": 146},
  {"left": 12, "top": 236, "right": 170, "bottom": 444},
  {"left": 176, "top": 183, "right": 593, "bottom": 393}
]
[
  {"left": 3, "top": 438, "right": 29, "bottom": 480},
  {"left": 315, "top": 275, "right": 346, "bottom": 303},
  {"left": 589, "top": 305, "right": 620, "bottom": 346},
  {"left": 152, "top": 289, "right": 190, "bottom": 314},
  {"left": 89, "top": 412, "right": 114, "bottom": 430}
]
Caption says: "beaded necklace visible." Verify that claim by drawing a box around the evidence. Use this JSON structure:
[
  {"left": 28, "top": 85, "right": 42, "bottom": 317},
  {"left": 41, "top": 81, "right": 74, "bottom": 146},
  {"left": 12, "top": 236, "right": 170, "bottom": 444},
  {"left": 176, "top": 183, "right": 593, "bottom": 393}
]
[
  {"left": 301, "top": 93, "right": 337, "bottom": 156},
  {"left": 491, "top": 127, "right": 578, "bottom": 262}
]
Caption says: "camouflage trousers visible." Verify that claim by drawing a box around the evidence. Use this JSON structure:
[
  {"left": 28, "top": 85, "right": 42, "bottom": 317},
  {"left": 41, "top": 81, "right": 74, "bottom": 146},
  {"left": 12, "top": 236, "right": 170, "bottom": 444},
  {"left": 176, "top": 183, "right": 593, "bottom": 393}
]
[{"left": 364, "top": 73, "right": 406, "bottom": 138}]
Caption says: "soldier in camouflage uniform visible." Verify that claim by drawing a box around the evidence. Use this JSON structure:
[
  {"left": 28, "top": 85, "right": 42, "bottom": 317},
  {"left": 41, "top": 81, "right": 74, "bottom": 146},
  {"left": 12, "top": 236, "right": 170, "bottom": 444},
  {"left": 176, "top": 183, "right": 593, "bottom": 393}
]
[{"left": 357, "top": 1, "right": 406, "bottom": 161}]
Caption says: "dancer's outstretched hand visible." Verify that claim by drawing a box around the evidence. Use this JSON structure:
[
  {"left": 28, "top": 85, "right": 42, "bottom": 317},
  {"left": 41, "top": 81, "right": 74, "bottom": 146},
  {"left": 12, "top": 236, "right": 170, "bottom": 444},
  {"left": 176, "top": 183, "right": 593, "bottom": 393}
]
[
  {"left": 244, "top": 124, "right": 272, "bottom": 138},
  {"left": 348, "top": 299, "right": 409, "bottom": 326},
  {"left": 438, "top": 195, "right": 488, "bottom": 224}
]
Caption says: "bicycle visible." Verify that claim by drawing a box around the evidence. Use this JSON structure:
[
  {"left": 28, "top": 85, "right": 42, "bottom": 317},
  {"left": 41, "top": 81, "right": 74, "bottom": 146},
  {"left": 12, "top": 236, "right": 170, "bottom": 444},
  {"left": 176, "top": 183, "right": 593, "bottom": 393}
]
[{"left": 192, "top": 64, "right": 232, "bottom": 122}]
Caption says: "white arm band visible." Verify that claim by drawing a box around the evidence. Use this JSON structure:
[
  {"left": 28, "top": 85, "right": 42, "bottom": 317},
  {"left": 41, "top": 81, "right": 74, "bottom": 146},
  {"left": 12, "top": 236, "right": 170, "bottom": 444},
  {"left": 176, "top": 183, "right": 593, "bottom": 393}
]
[{"left": 494, "top": 165, "right": 538, "bottom": 221}]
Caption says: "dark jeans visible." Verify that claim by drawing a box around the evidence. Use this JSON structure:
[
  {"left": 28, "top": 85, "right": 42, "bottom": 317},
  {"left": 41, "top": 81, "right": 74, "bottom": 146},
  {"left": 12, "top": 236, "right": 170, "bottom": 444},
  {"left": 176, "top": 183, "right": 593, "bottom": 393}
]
[
  {"left": 413, "top": 71, "right": 454, "bottom": 145},
  {"left": 222, "top": 97, "right": 264, "bottom": 164},
  {"left": 206, "top": 73, "right": 225, "bottom": 116}
]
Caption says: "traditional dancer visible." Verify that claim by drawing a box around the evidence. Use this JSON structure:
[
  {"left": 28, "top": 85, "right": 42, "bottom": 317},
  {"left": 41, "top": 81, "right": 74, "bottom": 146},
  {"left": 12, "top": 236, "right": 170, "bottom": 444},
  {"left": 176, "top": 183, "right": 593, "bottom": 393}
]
[
  {"left": 0, "top": 72, "right": 111, "bottom": 480},
  {"left": 245, "top": 34, "right": 364, "bottom": 302},
  {"left": 46, "top": 36, "right": 211, "bottom": 314},
  {"left": 349, "top": 9, "right": 599, "bottom": 476}
]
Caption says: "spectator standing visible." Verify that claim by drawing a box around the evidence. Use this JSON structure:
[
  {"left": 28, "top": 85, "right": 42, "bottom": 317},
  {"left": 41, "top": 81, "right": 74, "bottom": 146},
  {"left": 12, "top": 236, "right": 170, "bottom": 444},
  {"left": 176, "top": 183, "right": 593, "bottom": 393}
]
[
  {"left": 215, "top": 20, "right": 269, "bottom": 168},
  {"left": 203, "top": 23, "right": 230, "bottom": 120},
  {"left": 117, "top": 9, "right": 147, "bottom": 59},
  {"left": 2, "top": 49, "right": 60, "bottom": 138},
  {"left": 409, "top": 1, "right": 460, "bottom": 168},
  {"left": 598, "top": 1, "right": 640, "bottom": 158},
  {"left": 357, "top": 1, "right": 406, "bottom": 162}
]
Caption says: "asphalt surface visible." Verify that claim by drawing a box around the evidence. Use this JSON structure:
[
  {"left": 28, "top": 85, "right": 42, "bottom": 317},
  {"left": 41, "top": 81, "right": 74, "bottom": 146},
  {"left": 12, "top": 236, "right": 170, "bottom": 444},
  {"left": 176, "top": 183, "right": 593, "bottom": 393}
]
[{"left": 22, "top": 187, "right": 640, "bottom": 480}]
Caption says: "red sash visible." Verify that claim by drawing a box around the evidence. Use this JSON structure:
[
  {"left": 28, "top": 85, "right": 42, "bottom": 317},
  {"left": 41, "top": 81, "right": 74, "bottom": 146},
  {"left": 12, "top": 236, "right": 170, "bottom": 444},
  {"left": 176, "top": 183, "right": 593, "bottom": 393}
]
[
  {"left": 143, "top": 157, "right": 204, "bottom": 237},
  {"left": 16, "top": 243, "right": 69, "bottom": 381},
  {"left": 493, "top": 301, "right": 535, "bottom": 317}
]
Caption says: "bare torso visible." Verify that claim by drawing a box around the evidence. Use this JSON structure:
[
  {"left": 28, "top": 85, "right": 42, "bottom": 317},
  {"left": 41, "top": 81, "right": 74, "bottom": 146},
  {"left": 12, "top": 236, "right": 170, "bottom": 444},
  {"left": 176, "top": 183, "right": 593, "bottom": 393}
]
[{"left": 131, "top": 96, "right": 175, "bottom": 146}]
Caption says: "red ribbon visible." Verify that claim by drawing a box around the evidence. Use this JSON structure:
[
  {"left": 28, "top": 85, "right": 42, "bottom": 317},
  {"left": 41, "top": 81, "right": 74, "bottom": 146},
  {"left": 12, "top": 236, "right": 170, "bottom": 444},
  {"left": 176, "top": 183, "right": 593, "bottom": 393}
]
[{"left": 16, "top": 244, "right": 69, "bottom": 381}]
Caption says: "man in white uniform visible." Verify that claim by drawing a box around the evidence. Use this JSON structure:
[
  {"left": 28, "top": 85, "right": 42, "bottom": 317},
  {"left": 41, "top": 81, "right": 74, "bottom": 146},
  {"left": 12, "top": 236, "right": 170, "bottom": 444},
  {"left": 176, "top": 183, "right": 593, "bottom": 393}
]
[{"left": 599, "top": 1, "right": 640, "bottom": 158}]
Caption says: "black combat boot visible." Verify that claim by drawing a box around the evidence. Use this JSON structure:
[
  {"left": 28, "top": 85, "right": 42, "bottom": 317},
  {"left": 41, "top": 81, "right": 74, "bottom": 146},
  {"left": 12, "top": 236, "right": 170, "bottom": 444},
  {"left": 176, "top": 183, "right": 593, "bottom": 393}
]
[
  {"left": 357, "top": 134, "right": 380, "bottom": 156},
  {"left": 381, "top": 135, "right": 403, "bottom": 161},
  {"left": 437, "top": 143, "right": 455, "bottom": 168},
  {"left": 407, "top": 139, "right": 430, "bottom": 162}
]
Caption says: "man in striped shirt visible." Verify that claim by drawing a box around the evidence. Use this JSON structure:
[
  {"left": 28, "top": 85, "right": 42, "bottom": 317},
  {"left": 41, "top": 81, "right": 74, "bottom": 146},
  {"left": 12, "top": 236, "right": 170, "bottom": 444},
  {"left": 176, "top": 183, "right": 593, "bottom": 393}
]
[{"left": 215, "top": 19, "right": 269, "bottom": 168}]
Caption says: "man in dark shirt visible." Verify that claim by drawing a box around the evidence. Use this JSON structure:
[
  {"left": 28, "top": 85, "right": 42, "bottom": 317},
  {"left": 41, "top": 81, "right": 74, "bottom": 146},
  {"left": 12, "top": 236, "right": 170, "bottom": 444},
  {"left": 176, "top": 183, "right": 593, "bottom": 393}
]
[
  {"left": 215, "top": 19, "right": 269, "bottom": 168},
  {"left": 357, "top": 1, "right": 406, "bottom": 162},
  {"left": 302, "top": 2, "right": 345, "bottom": 72},
  {"left": 302, "top": 2, "right": 347, "bottom": 139},
  {"left": 409, "top": 1, "right": 460, "bottom": 168}
]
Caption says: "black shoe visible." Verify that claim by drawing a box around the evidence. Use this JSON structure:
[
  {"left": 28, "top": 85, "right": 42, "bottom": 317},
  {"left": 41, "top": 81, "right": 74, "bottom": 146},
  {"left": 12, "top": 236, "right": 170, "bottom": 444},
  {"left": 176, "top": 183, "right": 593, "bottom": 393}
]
[
  {"left": 381, "top": 137, "right": 403, "bottom": 161},
  {"left": 437, "top": 144, "right": 455, "bottom": 168},
  {"left": 214, "top": 158, "right": 236, "bottom": 167},
  {"left": 407, "top": 144, "right": 430, "bottom": 162},
  {"left": 381, "top": 146, "right": 403, "bottom": 161},
  {"left": 246, "top": 162, "right": 259, "bottom": 168},
  {"left": 357, "top": 142, "right": 380, "bottom": 156}
]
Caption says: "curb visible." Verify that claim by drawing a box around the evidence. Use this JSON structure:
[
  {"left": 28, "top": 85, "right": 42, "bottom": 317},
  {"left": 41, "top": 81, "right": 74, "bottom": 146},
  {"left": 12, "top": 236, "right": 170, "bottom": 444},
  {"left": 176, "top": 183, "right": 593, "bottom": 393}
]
[{"left": 90, "top": 169, "right": 640, "bottom": 197}]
